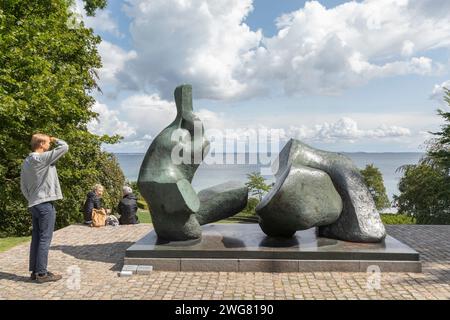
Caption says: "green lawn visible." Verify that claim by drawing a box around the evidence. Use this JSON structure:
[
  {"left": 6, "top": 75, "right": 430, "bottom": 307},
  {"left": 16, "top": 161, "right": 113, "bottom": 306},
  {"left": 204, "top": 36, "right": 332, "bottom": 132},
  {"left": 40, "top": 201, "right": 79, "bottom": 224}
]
[
  {"left": 137, "top": 209, "right": 152, "bottom": 224},
  {"left": 0, "top": 236, "right": 30, "bottom": 253}
]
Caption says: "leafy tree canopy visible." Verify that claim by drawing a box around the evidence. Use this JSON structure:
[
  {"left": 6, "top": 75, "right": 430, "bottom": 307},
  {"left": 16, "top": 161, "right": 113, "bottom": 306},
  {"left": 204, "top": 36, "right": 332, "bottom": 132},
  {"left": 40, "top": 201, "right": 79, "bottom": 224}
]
[
  {"left": 394, "top": 88, "right": 450, "bottom": 224},
  {"left": 360, "top": 164, "right": 391, "bottom": 210},
  {"left": 0, "top": 0, "right": 124, "bottom": 236},
  {"left": 428, "top": 89, "right": 450, "bottom": 170},
  {"left": 245, "top": 172, "right": 271, "bottom": 201}
]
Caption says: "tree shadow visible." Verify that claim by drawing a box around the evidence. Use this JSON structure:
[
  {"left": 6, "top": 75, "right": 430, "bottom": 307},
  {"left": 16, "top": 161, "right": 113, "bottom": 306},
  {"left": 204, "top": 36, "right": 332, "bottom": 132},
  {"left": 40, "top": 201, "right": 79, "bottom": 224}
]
[
  {"left": 0, "top": 271, "right": 33, "bottom": 283},
  {"left": 50, "top": 241, "right": 135, "bottom": 271}
]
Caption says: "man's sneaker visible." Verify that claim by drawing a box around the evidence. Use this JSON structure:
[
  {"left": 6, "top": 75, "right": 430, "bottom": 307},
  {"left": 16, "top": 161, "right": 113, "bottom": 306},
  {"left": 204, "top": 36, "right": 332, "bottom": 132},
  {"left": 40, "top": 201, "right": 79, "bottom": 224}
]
[
  {"left": 36, "top": 271, "right": 62, "bottom": 283},
  {"left": 30, "top": 273, "right": 36, "bottom": 281}
]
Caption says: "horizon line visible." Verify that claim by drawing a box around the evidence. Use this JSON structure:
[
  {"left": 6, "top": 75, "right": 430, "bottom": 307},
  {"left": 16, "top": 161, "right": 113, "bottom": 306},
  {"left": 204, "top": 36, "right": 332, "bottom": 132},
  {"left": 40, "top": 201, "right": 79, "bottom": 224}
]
[{"left": 111, "top": 151, "right": 425, "bottom": 155}]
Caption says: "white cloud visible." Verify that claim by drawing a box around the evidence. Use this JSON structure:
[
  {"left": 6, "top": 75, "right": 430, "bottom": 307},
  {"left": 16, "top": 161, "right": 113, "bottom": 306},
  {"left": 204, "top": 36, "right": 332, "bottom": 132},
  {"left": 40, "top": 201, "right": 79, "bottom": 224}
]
[
  {"left": 88, "top": 102, "right": 136, "bottom": 138},
  {"left": 287, "top": 117, "right": 411, "bottom": 143},
  {"left": 195, "top": 108, "right": 230, "bottom": 131},
  {"left": 96, "top": 96, "right": 425, "bottom": 152},
  {"left": 83, "top": 0, "right": 450, "bottom": 153},
  {"left": 94, "top": 93, "right": 235, "bottom": 152},
  {"left": 249, "top": 0, "right": 449, "bottom": 96},
  {"left": 123, "top": 0, "right": 262, "bottom": 100},
  {"left": 69, "top": 3, "right": 137, "bottom": 93},
  {"left": 72, "top": 0, "right": 122, "bottom": 37},
  {"left": 120, "top": 93, "right": 177, "bottom": 137},
  {"left": 112, "top": 0, "right": 450, "bottom": 100},
  {"left": 97, "top": 41, "right": 137, "bottom": 87},
  {"left": 117, "top": 94, "right": 236, "bottom": 141},
  {"left": 142, "top": 134, "right": 153, "bottom": 140},
  {"left": 401, "top": 40, "right": 415, "bottom": 57}
]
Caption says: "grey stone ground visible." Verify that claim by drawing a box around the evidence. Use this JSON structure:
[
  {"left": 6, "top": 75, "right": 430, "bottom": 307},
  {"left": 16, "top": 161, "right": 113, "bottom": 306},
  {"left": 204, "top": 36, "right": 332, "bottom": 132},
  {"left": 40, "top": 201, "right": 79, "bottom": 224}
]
[{"left": 0, "top": 224, "right": 449, "bottom": 300}]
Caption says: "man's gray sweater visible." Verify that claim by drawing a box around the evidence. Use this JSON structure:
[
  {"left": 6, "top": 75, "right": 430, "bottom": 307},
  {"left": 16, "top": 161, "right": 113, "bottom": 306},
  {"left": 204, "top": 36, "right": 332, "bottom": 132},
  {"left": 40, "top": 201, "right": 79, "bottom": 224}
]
[{"left": 20, "top": 139, "right": 69, "bottom": 208}]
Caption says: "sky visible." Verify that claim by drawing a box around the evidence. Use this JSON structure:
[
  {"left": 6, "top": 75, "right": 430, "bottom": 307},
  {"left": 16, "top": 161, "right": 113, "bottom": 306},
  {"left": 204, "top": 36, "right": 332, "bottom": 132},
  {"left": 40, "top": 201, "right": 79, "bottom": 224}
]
[{"left": 73, "top": 0, "right": 450, "bottom": 153}]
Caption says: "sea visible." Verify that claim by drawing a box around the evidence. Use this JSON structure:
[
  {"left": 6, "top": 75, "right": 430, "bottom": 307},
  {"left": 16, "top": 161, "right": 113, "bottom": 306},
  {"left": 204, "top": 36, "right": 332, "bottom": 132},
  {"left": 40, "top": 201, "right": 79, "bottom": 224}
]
[{"left": 115, "top": 152, "right": 424, "bottom": 203}]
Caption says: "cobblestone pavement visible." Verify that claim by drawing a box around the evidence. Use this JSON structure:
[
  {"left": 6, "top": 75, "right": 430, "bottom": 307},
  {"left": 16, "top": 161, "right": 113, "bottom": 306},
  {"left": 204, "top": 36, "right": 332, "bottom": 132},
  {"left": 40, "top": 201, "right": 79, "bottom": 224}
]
[{"left": 0, "top": 224, "right": 449, "bottom": 300}]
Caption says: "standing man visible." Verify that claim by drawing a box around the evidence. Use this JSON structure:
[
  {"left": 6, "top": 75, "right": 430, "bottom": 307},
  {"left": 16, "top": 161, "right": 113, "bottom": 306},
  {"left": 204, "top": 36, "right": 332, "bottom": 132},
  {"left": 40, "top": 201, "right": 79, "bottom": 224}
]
[{"left": 20, "top": 134, "right": 69, "bottom": 283}]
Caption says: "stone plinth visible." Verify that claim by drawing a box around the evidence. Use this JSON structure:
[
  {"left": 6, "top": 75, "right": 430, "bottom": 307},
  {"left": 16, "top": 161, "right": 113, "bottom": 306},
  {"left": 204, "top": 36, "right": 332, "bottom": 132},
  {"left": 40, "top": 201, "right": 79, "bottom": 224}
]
[{"left": 125, "top": 224, "right": 421, "bottom": 273}]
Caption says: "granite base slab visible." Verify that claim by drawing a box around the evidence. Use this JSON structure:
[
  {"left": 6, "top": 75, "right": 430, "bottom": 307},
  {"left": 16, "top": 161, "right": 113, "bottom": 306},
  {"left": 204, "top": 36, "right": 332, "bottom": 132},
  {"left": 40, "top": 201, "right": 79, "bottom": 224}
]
[{"left": 125, "top": 224, "right": 421, "bottom": 273}]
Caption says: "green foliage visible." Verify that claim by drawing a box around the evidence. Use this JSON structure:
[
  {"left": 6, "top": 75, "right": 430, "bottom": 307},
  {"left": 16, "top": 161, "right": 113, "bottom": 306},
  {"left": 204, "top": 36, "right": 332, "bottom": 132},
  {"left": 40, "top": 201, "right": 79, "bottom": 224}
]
[
  {"left": 240, "top": 197, "right": 259, "bottom": 217},
  {"left": 0, "top": 0, "right": 124, "bottom": 236},
  {"left": 380, "top": 214, "right": 416, "bottom": 225},
  {"left": 394, "top": 88, "right": 450, "bottom": 224},
  {"left": 82, "top": 0, "right": 107, "bottom": 16},
  {"left": 245, "top": 172, "right": 271, "bottom": 201},
  {"left": 222, "top": 197, "right": 259, "bottom": 223},
  {"left": 394, "top": 163, "right": 449, "bottom": 224},
  {"left": 360, "top": 164, "right": 391, "bottom": 210},
  {"left": 428, "top": 89, "right": 450, "bottom": 169},
  {"left": 137, "top": 199, "right": 149, "bottom": 210}
]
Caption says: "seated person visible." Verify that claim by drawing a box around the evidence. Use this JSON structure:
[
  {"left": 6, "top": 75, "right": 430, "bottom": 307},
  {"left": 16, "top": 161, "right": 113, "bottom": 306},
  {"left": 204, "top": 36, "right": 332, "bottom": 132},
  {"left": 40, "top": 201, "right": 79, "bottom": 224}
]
[
  {"left": 83, "top": 183, "right": 105, "bottom": 225},
  {"left": 118, "top": 186, "right": 139, "bottom": 225}
]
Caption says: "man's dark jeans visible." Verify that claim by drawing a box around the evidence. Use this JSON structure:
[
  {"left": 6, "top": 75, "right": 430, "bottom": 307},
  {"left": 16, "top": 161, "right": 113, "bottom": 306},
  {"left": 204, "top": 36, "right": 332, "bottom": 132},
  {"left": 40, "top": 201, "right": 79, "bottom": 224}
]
[{"left": 29, "top": 202, "right": 56, "bottom": 275}]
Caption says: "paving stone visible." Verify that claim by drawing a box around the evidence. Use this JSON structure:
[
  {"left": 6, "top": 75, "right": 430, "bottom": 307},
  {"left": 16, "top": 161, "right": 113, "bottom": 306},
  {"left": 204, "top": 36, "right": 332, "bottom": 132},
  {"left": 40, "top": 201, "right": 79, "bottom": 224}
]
[
  {"left": 238, "top": 259, "right": 299, "bottom": 272},
  {"left": 136, "top": 265, "right": 153, "bottom": 275},
  {"left": 181, "top": 259, "right": 238, "bottom": 272},
  {"left": 124, "top": 258, "right": 180, "bottom": 271},
  {"left": 298, "top": 260, "right": 360, "bottom": 272},
  {"left": 122, "top": 265, "right": 138, "bottom": 273},
  {"left": 118, "top": 270, "right": 132, "bottom": 277},
  {"left": 0, "top": 224, "right": 449, "bottom": 299}
]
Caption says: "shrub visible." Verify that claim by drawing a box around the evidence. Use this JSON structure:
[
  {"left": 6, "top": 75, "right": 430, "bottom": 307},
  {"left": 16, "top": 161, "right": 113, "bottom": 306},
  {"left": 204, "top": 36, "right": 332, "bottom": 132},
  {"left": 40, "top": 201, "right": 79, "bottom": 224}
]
[
  {"left": 360, "top": 164, "right": 391, "bottom": 210},
  {"left": 137, "top": 199, "right": 149, "bottom": 210},
  {"left": 381, "top": 214, "right": 416, "bottom": 225}
]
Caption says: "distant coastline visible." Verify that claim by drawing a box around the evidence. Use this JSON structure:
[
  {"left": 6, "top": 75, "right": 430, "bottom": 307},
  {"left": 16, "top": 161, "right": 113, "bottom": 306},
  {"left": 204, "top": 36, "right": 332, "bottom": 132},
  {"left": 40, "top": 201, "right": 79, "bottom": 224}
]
[
  {"left": 114, "top": 152, "right": 424, "bottom": 205},
  {"left": 112, "top": 152, "right": 425, "bottom": 155}
]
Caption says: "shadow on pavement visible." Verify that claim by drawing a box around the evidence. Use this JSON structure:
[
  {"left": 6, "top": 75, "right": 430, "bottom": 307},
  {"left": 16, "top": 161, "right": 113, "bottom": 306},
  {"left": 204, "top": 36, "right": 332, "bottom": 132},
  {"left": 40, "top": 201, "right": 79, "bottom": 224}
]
[
  {"left": 0, "top": 271, "right": 33, "bottom": 283},
  {"left": 51, "top": 242, "right": 135, "bottom": 271}
]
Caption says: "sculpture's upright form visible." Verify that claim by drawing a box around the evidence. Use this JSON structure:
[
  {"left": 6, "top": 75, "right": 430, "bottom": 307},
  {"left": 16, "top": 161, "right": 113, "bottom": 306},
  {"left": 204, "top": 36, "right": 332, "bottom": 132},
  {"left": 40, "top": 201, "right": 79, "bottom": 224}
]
[
  {"left": 256, "top": 139, "right": 386, "bottom": 243},
  {"left": 138, "top": 85, "right": 247, "bottom": 241}
]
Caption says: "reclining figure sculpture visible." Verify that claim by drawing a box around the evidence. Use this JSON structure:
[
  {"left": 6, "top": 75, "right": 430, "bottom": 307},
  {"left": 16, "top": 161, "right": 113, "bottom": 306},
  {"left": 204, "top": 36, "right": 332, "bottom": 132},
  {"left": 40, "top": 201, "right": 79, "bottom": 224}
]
[
  {"left": 256, "top": 139, "right": 386, "bottom": 242},
  {"left": 138, "top": 84, "right": 248, "bottom": 241},
  {"left": 138, "top": 84, "right": 385, "bottom": 243}
]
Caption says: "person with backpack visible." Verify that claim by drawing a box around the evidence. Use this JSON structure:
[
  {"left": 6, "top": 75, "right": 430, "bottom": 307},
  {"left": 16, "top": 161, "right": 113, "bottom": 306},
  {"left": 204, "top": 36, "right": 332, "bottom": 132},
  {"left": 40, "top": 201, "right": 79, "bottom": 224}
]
[
  {"left": 83, "top": 184, "right": 109, "bottom": 226},
  {"left": 118, "top": 186, "right": 139, "bottom": 225}
]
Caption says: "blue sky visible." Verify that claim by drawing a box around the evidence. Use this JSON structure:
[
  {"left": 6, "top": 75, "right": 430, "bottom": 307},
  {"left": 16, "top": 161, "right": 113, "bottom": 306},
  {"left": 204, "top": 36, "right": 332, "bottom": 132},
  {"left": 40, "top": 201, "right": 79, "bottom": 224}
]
[
  {"left": 246, "top": 0, "right": 353, "bottom": 36},
  {"left": 75, "top": 0, "right": 450, "bottom": 153}
]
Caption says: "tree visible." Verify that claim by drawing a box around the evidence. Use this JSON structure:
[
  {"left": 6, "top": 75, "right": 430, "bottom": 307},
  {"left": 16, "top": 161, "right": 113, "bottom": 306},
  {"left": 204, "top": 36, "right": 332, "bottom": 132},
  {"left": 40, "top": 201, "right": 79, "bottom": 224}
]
[
  {"left": 82, "top": 0, "right": 107, "bottom": 15},
  {"left": 428, "top": 88, "right": 450, "bottom": 170},
  {"left": 394, "top": 164, "right": 449, "bottom": 224},
  {"left": 394, "top": 88, "right": 450, "bottom": 224},
  {"left": 0, "top": 0, "right": 124, "bottom": 236},
  {"left": 360, "top": 164, "right": 390, "bottom": 210},
  {"left": 245, "top": 172, "right": 271, "bottom": 201}
]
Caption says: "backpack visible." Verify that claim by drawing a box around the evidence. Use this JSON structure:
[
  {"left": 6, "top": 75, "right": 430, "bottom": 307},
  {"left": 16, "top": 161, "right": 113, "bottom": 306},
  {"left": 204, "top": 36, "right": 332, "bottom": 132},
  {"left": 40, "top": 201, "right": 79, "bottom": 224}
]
[
  {"left": 91, "top": 208, "right": 107, "bottom": 227},
  {"left": 106, "top": 215, "right": 119, "bottom": 227}
]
